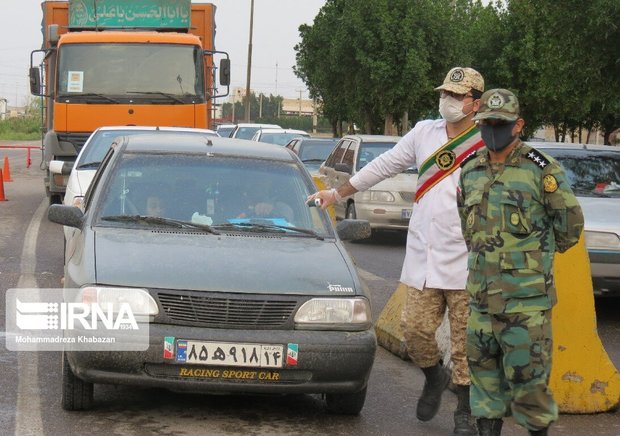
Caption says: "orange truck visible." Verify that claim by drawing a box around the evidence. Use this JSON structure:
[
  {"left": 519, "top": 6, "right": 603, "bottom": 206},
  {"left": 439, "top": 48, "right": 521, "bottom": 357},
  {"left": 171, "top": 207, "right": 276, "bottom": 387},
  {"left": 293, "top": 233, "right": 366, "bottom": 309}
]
[{"left": 29, "top": 0, "right": 230, "bottom": 204}]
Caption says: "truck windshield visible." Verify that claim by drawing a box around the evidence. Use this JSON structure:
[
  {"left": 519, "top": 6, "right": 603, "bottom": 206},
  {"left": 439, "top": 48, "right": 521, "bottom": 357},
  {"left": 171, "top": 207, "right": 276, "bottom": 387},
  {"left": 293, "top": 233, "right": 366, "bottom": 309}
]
[{"left": 57, "top": 43, "right": 204, "bottom": 101}]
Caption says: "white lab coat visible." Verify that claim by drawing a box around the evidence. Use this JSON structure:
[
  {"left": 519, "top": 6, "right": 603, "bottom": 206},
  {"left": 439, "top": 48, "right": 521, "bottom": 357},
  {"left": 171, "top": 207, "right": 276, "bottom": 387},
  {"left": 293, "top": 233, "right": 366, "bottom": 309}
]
[{"left": 349, "top": 119, "right": 468, "bottom": 290}]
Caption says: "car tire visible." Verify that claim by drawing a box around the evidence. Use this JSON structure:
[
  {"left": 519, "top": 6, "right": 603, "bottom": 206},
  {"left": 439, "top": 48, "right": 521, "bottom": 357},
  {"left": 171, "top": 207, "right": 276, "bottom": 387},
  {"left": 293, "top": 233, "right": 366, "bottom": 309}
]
[
  {"left": 345, "top": 202, "right": 357, "bottom": 219},
  {"left": 61, "top": 351, "right": 94, "bottom": 411},
  {"left": 325, "top": 387, "right": 367, "bottom": 415}
]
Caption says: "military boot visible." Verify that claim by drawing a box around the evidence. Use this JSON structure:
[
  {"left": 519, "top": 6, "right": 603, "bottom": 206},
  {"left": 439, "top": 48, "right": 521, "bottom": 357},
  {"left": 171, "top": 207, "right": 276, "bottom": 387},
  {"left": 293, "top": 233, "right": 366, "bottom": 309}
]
[
  {"left": 453, "top": 385, "right": 477, "bottom": 435},
  {"left": 529, "top": 428, "right": 548, "bottom": 436},
  {"left": 416, "top": 364, "right": 450, "bottom": 421},
  {"left": 476, "top": 418, "right": 503, "bottom": 436}
]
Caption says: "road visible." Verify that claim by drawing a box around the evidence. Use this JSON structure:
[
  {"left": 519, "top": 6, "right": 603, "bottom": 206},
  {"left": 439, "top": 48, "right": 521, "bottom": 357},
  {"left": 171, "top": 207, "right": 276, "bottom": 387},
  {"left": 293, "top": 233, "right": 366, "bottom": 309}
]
[{"left": 0, "top": 141, "right": 618, "bottom": 435}]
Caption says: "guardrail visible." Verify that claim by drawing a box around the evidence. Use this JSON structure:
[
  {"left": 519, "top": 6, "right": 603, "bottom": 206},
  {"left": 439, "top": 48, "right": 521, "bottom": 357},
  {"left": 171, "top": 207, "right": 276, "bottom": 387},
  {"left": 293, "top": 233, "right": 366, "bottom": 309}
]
[{"left": 0, "top": 144, "right": 43, "bottom": 169}]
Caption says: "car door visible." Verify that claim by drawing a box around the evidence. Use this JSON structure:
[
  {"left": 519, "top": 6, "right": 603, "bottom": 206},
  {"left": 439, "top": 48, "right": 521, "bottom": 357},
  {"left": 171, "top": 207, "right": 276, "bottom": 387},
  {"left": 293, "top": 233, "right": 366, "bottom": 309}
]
[
  {"left": 332, "top": 139, "right": 358, "bottom": 217},
  {"left": 320, "top": 139, "right": 350, "bottom": 194}
]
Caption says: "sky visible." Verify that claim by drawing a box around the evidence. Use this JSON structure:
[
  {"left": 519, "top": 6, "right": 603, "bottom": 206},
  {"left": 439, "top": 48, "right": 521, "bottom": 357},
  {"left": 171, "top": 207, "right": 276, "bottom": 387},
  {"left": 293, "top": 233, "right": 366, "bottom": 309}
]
[{"left": 0, "top": 0, "right": 327, "bottom": 108}]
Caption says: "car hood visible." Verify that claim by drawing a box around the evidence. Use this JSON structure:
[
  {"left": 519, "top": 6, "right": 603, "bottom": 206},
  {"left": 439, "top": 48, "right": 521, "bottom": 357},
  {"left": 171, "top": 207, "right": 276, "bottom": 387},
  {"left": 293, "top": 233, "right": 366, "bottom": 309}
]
[
  {"left": 93, "top": 228, "right": 361, "bottom": 295},
  {"left": 578, "top": 196, "right": 620, "bottom": 235}
]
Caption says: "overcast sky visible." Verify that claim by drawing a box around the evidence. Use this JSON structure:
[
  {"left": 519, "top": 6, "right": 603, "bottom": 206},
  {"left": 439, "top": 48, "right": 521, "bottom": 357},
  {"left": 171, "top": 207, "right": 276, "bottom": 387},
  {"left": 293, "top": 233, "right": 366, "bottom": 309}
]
[{"left": 0, "top": 0, "right": 327, "bottom": 107}]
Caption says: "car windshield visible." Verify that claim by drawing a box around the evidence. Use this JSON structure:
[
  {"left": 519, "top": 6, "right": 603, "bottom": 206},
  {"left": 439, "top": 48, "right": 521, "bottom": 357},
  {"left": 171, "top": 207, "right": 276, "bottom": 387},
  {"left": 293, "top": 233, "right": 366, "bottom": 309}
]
[
  {"left": 260, "top": 133, "right": 309, "bottom": 146},
  {"left": 545, "top": 150, "right": 620, "bottom": 197},
  {"left": 235, "top": 127, "right": 261, "bottom": 140},
  {"left": 216, "top": 126, "right": 235, "bottom": 137},
  {"left": 96, "top": 153, "right": 333, "bottom": 236},
  {"left": 299, "top": 141, "right": 337, "bottom": 162},
  {"left": 357, "top": 142, "right": 397, "bottom": 171},
  {"left": 77, "top": 130, "right": 148, "bottom": 168}
]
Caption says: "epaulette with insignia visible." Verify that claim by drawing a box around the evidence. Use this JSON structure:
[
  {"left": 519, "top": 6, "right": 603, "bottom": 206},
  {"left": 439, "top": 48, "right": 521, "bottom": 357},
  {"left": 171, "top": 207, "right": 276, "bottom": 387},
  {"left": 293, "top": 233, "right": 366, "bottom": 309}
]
[
  {"left": 460, "top": 149, "right": 482, "bottom": 169},
  {"left": 525, "top": 147, "right": 550, "bottom": 170}
]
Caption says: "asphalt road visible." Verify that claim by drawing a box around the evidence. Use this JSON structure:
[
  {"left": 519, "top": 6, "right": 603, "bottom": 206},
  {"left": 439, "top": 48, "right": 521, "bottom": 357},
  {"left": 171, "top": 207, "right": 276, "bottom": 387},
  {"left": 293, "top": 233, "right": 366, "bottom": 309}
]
[{"left": 0, "top": 141, "right": 618, "bottom": 435}]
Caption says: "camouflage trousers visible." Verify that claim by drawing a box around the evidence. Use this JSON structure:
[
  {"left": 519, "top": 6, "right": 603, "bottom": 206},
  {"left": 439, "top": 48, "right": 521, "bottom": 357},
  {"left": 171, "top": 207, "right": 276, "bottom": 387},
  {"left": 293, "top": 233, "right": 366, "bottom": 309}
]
[
  {"left": 467, "top": 308, "right": 558, "bottom": 431},
  {"left": 401, "top": 286, "right": 470, "bottom": 385}
]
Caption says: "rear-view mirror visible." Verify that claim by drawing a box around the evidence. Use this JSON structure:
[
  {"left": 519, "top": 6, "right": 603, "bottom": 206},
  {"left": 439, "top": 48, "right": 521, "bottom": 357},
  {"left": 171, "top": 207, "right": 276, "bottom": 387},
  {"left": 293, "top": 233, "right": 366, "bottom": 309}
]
[
  {"left": 48, "top": 205, "right": 84, "bottom": 229},
  {"left": 336, "top": 219, "right": 371, "bottom": 241}
]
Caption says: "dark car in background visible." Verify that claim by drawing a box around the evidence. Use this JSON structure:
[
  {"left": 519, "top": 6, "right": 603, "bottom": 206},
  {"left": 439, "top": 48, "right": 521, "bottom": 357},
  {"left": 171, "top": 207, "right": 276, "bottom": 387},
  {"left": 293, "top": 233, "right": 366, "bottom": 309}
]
[
  {"left": 48, "top": 131, "right": 376, "bottom": 413},
  {"left": 286, "top": 137, "right": 339, "bottom": 176},
  {"left": 530, "top": 142, "right": 620, "bottom": 296}
]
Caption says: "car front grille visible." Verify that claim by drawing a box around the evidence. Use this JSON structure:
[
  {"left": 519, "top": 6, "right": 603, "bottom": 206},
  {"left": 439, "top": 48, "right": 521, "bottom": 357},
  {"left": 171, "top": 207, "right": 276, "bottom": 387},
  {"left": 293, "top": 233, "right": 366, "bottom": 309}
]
[{"left": 156, "top": 291, "right": 301, "bottom": 329}]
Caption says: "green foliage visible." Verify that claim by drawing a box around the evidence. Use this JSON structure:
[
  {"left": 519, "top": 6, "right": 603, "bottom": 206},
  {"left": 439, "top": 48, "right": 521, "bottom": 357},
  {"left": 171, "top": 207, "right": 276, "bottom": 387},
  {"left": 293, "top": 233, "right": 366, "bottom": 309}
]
[
  {"left": 293, "top": 0, "right": 618, "bottom": 142},
  {"left": 0, "top": 116, "right": 42, "bottom": 140}
]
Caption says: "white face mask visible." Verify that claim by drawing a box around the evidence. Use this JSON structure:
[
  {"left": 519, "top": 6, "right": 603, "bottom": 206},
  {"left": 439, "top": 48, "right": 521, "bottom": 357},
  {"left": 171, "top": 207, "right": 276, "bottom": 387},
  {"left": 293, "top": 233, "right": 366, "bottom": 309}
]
[{"left": 439, "top": 95, "right": 469, "bottom": 123}]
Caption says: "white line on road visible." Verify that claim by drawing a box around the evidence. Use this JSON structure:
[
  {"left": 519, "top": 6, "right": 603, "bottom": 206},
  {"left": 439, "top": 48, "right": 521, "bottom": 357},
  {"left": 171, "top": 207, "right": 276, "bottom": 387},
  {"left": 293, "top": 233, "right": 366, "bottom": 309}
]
[{"left": 15, "top": 198, "right": 47, "bottom": 436}]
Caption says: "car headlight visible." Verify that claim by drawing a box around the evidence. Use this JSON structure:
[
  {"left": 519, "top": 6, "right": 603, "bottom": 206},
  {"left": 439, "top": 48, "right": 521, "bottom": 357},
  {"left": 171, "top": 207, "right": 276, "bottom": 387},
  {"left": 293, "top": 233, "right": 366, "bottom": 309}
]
[
  {"left": 294, "top": 297, "right": 371, "bottom": 330},
  {"left": 360, "top": 190, "right": 395, "bottom": 202},
  {"left": 79, "top": 286, "right": 159, "bottom": 321},
  {"left": 584, "top": 231, "right": 620, "bottom": 250}
]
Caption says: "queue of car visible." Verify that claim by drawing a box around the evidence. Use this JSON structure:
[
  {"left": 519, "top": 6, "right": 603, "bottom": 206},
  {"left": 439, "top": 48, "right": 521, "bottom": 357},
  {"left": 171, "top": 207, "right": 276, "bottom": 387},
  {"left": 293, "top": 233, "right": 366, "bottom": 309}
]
[{"left": 46, "top": 123, "right": 619, "bottom": 414}]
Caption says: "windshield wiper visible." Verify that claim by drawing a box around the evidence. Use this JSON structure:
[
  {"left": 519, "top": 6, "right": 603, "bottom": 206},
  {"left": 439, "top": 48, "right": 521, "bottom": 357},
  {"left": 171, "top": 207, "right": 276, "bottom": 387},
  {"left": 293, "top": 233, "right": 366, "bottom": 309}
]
[
  {"left": 63, "top": 93, "right": 119, "bottom": 103},
  {"left": 301, "top": 158, "right": 325, "bottom": 163},
  {"left": 76, "top": 161, "right": 101, "bottom": 169},
  {"left": 126, "top": 91, "right": 186, "bottom": 104},
  {"left": 213, "top": 222, "right": 324, "bottom": 240},
  {"left": 100, "top": 215, "right": 219, "bottom": 234}
]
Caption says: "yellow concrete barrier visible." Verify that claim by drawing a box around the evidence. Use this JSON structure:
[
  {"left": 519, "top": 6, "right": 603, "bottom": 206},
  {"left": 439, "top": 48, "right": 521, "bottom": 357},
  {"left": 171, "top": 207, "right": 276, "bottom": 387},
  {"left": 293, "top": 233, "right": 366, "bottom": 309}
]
[
  {"left": 312, "top": 175, "right": 336, "bottom": 223},
  {"left": 375, "top": 235, "right": 620, "bottom": 413},
  {"left": 550, "top": 235, "right": 620, "bottom": 413}
]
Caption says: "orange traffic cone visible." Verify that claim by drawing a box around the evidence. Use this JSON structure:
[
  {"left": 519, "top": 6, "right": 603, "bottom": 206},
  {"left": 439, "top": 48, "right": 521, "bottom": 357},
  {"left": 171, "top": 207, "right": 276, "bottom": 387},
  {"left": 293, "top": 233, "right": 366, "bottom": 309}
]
[
  {"left": 3, "top": 156, "right": 12, "bottom": 182},
  {"left": 0, "top": 169, "right": 6, "bottom": 201}
]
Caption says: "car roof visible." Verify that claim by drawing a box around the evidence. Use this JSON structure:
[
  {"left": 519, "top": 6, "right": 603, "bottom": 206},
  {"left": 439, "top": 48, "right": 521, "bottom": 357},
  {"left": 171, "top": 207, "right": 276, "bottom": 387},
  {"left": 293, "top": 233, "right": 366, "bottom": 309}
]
[
  {"left": 258, "top": 128, "right": 309, "bottom": 135},
  {"left": 527, "top": 141, "right": 620, "bottom": 153},
  {"left": 235, "top": 123, "right": 281, "bottom": 128},
  {"left": 93, "top": 125, "right": 219, "bottom": 136},
  {"left": 118, "top": 132, "right": 297, "bottom": 162},
  {"left": 341, "top": 134, "right": 402, "bottom": 143}
]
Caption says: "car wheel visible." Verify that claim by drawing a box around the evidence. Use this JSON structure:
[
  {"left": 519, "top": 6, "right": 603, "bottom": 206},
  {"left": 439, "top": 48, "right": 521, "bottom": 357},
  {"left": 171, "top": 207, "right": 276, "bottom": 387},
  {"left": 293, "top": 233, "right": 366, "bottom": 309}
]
[
  {"left": 61, "top": 351, "right": 94, "bottom": 411},
  {"left": 325, "top": 386, "right": 367, "bottom": 415},
  {"left": 345, "top": 202, "right": 357, "bottom": 219}
]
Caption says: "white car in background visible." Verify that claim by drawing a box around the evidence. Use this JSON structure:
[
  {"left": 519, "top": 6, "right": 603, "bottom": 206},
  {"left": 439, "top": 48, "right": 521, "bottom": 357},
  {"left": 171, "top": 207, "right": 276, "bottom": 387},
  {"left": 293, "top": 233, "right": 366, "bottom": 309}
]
[
  {"left": 229, "top": 123, "right": 281, "bottom": 140},
  {"left": 251, "top": 128, "right": 311, "bottom": 146}
]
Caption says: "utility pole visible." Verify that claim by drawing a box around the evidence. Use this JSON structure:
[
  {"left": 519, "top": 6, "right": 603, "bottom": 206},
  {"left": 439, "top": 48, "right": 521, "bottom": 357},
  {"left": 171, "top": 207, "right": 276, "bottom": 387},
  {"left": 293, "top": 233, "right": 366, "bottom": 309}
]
[
  {"left": 296, "top": 88, "right": 303, "bottom": 117},
  {"left": 244, "top": 0, "right": 254, "bottom": 123}
]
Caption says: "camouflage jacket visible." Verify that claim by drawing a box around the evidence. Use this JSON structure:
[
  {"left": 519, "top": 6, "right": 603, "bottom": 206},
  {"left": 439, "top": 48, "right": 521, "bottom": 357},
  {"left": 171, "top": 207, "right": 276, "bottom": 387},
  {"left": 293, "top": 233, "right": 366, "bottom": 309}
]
[{"left": 457, "top": 141, "right": 584, "bottom": 314}]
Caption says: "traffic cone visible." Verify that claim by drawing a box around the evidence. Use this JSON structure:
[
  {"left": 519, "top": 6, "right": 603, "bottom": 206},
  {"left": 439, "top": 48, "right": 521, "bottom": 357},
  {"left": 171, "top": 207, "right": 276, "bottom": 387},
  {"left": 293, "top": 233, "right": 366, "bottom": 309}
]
[
  {"left": 3, "top": 156, "right": 12, "bottom": 182},
  {"left": 0, "top": 169, "right": 7, "bottom": 201}
]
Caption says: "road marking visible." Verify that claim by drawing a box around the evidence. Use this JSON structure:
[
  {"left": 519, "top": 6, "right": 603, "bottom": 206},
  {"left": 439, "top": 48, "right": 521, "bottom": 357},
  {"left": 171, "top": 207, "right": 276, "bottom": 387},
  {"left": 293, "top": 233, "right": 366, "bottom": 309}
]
[
  {"left": 356, "top": 267, "right": 385, "bottom": 282},
  {"left": 15, "top": 198, "right": 47, "bottom": 436}
]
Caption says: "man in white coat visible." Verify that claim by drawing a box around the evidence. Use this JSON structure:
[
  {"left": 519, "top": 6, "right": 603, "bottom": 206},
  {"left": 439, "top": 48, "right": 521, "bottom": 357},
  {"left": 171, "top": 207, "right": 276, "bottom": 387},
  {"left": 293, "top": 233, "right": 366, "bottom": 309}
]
[{"left": 309, "top": 67, "right": 484, "bottom": 435}]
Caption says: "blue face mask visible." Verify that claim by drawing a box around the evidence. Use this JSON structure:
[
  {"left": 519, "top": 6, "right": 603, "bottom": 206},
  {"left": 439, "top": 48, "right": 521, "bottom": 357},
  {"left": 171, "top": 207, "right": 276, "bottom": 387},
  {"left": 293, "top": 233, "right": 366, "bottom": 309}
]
[{"left": 479, "top": 121, "right": 517, "bottom": 152}]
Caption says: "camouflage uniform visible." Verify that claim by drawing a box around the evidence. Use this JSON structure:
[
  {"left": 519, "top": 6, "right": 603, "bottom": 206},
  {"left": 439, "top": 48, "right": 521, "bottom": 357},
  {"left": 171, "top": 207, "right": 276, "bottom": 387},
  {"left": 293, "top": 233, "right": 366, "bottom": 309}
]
[{"left": 457, "top": 89, "right": 584, "bottom": 431}]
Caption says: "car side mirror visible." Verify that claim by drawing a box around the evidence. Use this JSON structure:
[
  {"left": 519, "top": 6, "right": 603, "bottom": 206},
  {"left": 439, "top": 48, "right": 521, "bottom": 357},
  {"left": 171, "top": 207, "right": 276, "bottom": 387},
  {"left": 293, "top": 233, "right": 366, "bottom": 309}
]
[
  {"left": 29, "top": 67, "right": 41, "bottom": 96},
  {"left": 334, "top": 163, "right": 352, "bottom": 174},
  {"left": 336, "top": 219, "right": 371, "bottom": 241},
  {"left": 219, "top": 58, "right": 231, "bottom": 86},
  {"left": 48, "top": 205, "right": 84, "bottom": 229}
]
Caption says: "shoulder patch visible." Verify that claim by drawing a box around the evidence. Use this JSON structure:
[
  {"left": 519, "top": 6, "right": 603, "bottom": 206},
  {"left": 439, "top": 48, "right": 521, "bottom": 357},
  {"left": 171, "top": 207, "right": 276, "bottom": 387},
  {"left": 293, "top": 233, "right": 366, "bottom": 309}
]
[
  {"left": 525, "top": 147, "right": 550, "bottom": 170},
  {"left": 543, "top": 174, "right": 558, "bottom": 193}
]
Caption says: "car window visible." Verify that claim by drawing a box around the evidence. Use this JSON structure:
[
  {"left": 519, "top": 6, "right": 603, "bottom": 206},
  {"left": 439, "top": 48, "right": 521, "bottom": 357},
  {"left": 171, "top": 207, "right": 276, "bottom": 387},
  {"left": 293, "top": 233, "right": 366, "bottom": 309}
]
[
  {"left": 298, "top": 143, "right": 334, "bottom": 162},
  {"left": 235, "top": 127, "right": 261, "bottom": 140},
  {"left": 77, "top": 130, "right": 144, "bottom": 167},
  {"left": 546, "top": 150, "right": 620, "bottom": 197},
  {"left": 325, "top": 140, "right": 350, "bottom": 168},
  {"left": 357, "top": 142, "right": 397, "bottom": 171},
  {"left": 95, "top": 153, "right": 333, "bottom": 235},
  {"left": 259, "top": 133, "right": 307, "bottom": 146},
  {"left": 341, "top": 142, "right": 357, "bottom": 168}
]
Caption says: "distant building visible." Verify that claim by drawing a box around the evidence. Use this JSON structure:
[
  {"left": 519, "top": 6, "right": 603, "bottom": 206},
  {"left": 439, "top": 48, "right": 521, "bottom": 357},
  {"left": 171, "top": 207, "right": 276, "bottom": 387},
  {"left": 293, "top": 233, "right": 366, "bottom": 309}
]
[{"left": 281, "top": 98, "right": 314, "bottom": 117}]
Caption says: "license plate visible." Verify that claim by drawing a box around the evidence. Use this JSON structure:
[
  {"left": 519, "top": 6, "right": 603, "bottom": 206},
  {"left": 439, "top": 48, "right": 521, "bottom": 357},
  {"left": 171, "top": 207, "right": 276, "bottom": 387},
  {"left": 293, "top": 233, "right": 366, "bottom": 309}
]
[
  {"left": 177, "top": 340, "right": 284, "bottom": 368},
  {"left": 402, "top": 208, "right": 412, "bottom": 219}
]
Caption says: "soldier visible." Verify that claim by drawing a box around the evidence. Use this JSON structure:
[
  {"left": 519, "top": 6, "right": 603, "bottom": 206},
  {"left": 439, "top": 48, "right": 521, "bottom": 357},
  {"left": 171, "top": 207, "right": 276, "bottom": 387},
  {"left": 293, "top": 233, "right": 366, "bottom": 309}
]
[
  {"left": 457, "top": 89, "right": 584, "bottom": 435},
  {"left": 309, "top": 67, "right": 486, "bottom": 435}
]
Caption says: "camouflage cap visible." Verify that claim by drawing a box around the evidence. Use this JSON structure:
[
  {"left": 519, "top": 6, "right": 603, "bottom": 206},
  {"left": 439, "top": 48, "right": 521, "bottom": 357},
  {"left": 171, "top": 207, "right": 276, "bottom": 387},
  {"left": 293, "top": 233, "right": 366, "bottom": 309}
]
[
  {"left": 473, "top": 88, "right": 520, "bottom": 122},
  {"left": 434, "top": 67, "right": 484, "bottom": 94}
]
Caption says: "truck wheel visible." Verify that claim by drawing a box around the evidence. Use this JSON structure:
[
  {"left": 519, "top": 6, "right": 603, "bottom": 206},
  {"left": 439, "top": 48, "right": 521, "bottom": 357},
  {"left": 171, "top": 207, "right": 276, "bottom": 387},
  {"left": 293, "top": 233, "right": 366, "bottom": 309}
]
[
  {"left": 325, "top": 387, "right": 367, "bottom": 415},
  {"left": 49, "top": 194, "right": 62, "bottom": 205},
  {"left": 61, "top": 351, "right": 93, "bottom": 411}
]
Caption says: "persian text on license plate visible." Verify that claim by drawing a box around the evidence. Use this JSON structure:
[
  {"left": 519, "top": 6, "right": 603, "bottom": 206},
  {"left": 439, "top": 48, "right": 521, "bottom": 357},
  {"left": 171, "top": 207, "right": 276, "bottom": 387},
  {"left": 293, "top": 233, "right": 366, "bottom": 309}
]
[
  {"left": 401, "top": 208, "right": 412, "bottom": 219},
  {"left": 178, "top": 340, "right": 284, "bottom": 368}
]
